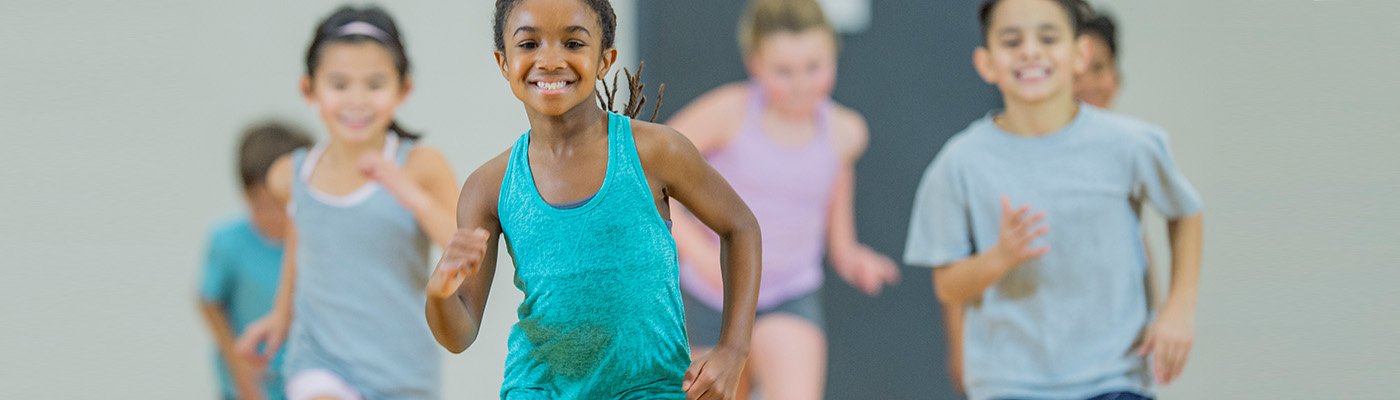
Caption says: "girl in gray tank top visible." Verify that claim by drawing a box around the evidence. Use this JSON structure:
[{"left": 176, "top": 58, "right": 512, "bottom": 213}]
[{"left": 234, "top": 7, "right": 461, "bottom": 400}]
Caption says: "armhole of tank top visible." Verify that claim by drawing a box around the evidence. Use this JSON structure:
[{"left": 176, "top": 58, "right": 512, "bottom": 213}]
[{"left": 620, "top": 114, "right": 675, "bottom": 237}]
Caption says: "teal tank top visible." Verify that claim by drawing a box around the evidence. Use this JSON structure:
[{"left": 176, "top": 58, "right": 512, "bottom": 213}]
[
  {"left": 284, "top": 134, "right": 442, "bottom": 399},
  {"left": 498, "top": 112, "right": 689, "bottom": 399}
]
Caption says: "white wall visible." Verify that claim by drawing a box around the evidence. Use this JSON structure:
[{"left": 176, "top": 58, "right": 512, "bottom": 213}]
[
  {"left": 0, "top": 0, "right": 634, "bottom": 398},
  {"left": 1093, "top": 1, "right": 1400, "bottom": 398}
]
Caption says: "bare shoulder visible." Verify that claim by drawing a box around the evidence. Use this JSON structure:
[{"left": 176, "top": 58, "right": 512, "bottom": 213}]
[
  {"left": 690, "top": 83, "right": 750, "bottom": 112},
  {"left": 461, "top": 148, "right": 513, "bottom": 206},
  {"left": 631, "top": 119, "right": 697, "bottom": 161},
  {"left": 405, "top": 146, "right": 451, "bottom": 171},
  {"left": 266, "top": 153, "right": 297, "bottom": 203},
  {"left": 404, "top": 145, "right": 455, "bottom": 181},
  {"left": 666, "top": 82, "right": 750, "bottom": 147},
  {"left": 828, "top": 102, "right": 871, "bottom": 160}
]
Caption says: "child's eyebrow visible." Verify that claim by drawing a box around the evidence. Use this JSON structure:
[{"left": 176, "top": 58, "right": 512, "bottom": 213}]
[
  {"left": 513, "top": 25, "right": 591, "bottom": 37},
  {"left": 566, "top": 25, "right": 592, "bottom": 36},
  {"left": 996, "top": 26, "right": 1022, "bottom": 37}
]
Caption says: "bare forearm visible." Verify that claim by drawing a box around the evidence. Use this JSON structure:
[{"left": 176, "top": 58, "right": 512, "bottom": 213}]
[
  {"left": 825, "top": 167, "right": 860, "bottom": 265},
  {"left": 198, "top": 302, "right": 240, "bottom": 357},
  {"left": 270, "top": 259, "right": 295, "bottom": 321},
  {"left": 716, "top": 224, "right": 761, "bottom": 351},
  {"left": 1164, "top": 213, "right": 1203, "bottom": 311},
  {"left": 940, "top": 301, "right": 964, "bottom": 346},
  {"left": 426, "top": 293, "right": 479, "bottom": 353},
  {"left": 933, "top": 250, "right": 1015, "bottom": 304}
]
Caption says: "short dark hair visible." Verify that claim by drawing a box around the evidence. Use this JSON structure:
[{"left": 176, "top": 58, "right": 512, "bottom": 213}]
[
  {"left": 1081, "top": 12, "right": 1118, "bottom": 59},
  {"left": 238, "top": 121, "right": 313, "bottom": 191},
  {"left": 978, "top": 0, "right": 1088, "bottom": 41}
]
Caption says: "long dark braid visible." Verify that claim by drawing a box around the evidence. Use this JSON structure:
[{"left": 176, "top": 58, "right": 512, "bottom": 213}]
[{"left": 596, "top": 61, "right": 666, "bottom": 122}]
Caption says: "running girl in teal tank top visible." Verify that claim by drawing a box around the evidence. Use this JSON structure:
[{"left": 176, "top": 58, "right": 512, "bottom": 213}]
[
  {"left": 425, "top": 1, "right": 763, "bottom": 399},
  {"left": 234, "top": 6, "right": 460, "bottom": 399}
]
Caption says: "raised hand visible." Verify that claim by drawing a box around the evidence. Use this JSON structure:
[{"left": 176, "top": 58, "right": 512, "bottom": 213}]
[
  {"left": 358, "top": 152, "right": 412, "bottom": 195},
  {"left": 836, "top": 244, "right": 901, "bottom": 296},
  {"left": 427, "top": 228, "right": 491, "bottom": 300},
  {"left": 234, "top": 313, "right": 289, "bottom": 369},
  {"left": 992, "top": 196, "right": 1050, "bottom": 268}
]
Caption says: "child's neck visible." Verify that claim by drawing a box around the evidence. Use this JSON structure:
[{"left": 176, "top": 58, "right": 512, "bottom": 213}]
[
  {"left": 996, "top": 93, "right": 1080, "bottom": 137},
  {"left": 323, "top": 133, "right": 388, "bottom": 165},
  {"left": 527, "top": 104, "right": 610, "bottom": 153}
]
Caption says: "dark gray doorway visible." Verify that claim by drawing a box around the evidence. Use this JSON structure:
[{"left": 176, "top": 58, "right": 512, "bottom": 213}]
[{"left": 638, "top": 2, "right": 999, "bottom": 398}]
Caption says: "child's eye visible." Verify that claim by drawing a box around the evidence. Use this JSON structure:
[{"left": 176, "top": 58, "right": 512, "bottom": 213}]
[
  {"left": 565, "top": 40, "right": 586, "bottom": 50},
  {"left": 517, "top": 41, "right": 538, "bottom": 50},
  {"left": 1002, "top": 39, "right": 1021, "bottom": 48}
]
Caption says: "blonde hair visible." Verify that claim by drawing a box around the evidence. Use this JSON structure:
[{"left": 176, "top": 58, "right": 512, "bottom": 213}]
[{"left": 737, "top": 0, "right": 838, "bottom": 56}]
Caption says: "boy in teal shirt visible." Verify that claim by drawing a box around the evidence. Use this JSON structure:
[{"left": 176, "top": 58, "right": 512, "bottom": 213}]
[{"left": 198, "top": 121, "right": 310, "bottom": 400}]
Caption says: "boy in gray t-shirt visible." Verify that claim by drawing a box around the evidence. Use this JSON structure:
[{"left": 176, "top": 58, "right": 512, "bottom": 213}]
[{"left": 904, "top": 1, "right": 1205, "bottom": 399}]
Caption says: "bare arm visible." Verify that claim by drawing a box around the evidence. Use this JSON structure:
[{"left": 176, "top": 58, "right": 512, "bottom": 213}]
[
  {"left": 198, "top": 302, "right": 264, "bottom": 399},
  {"left": 636, "top": 122, "right": 759, "bottom": 399},
  {"left": 825, "top": 110, "right": 899, "bottom": 296},
  {"left": 364, "top": 147, "right": 459, "bottom": 248},
  {"left": 665, "top": 84, "right": 747, "bottom": 291},
  {"left": 643, "top": 123, "right": 760, "bottom": 352},
  {"left": 1138, "top": 212, "right": 1203, "bottom": 385},
  {"left": 425, "top": 153, "right": 507, "bottom": 353},
  {"left": 236, "top": 155, "right": 298, "bottom": 364},
  {"left": 826, "top": 165, "right": 860, "bottom": 263},
  {"left": 1163, "top": 213, "right": 1202, "bottom": 313},
  {"left": 198, "top": 302, "right": 241, "bottom": 365},
  {"left": 939, "top": 300, "right": 966, "bottom": 393}
]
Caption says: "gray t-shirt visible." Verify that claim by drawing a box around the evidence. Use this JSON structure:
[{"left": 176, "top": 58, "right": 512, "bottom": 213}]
[{"left": 904, "top": 105, "right": 1202, "bottom": 400}]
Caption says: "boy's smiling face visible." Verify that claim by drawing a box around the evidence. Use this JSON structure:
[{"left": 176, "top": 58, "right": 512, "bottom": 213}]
[{"left": 974, "top": 0, "right": 1088, "bottom": 106}]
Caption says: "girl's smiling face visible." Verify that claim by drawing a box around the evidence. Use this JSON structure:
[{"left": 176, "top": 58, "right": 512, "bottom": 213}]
[
  {"left": 495, "top": 0, "right": 616, "bottom": 117},
  {"left": 303, "top": 41, "right": 411, "bottom": 145}
]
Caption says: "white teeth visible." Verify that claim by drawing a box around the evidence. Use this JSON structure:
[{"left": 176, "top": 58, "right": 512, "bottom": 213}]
[
  {"left": 1018, "top": 67, "right": 1049, "bottom": 79},
  {"left": 536, "top": 81, "right": 568, "bottom": 90}
]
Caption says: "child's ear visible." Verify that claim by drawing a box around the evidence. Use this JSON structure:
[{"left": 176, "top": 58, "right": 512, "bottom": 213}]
[
  {"left": 972, "top": 47, "right": 997, "bottom": 84},
  {"left": 300, "top": 75, "right": 316, "bottom": 105},
  {"left": 743, "top": 54, "right": 762, "bottom": 80},
  {"left": 1073, "top": 35, "right": 1091, "bottom": 75},
  {"left": 597, "top": 47, "right": 618, "bottom": 80},
  {"left": 494, "top": 50, "right": 509, "bottom": 79},
  {"left": 399, "top": 75, "right": 415, "bottom": 102}
]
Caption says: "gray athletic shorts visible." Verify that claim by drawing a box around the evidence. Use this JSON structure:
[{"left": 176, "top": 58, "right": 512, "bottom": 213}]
[{"left": 682, "top": 289, "right": 826, "bottom": 348}]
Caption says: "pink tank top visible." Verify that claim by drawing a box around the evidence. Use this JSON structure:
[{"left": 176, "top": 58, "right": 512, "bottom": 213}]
[{"left": 680, "top": 84, "right": 841, "bottom": 310}]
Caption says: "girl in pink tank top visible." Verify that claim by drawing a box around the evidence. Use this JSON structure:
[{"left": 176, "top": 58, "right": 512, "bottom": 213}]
[{"left": 666, "top": 1, "right": 900, "bottom": 399}]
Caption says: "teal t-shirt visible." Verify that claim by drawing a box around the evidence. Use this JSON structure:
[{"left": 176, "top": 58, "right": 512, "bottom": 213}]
[
  {"left": 200, "top": 216, "right": 286, "bottom": 400},
  {"left": 904, "top": 105, "right": 1203, "bottom": 400},
  {"left": 498, "top": 112, "right": 690, "bottom": 399}
]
